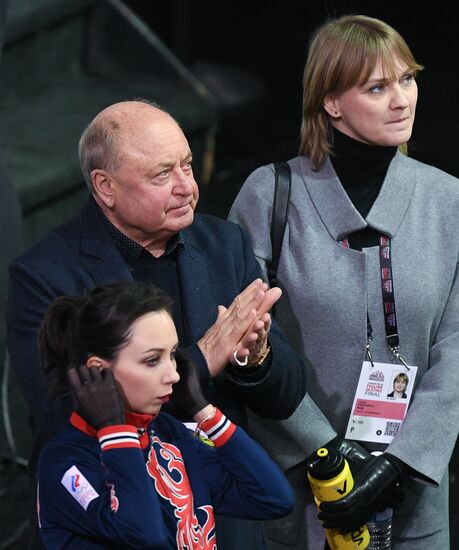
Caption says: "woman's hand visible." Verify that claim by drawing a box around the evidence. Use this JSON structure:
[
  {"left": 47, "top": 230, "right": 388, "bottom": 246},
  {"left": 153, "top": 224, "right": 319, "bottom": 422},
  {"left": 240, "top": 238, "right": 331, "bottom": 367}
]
[
  {"left": 67, "top": 365, "right": 125, "bottom": 430},
  {"left": 170, "top": 353, "right": 209, "bottom": 417},
  {"left": 318, "top": 454, "right": 406, "bottom": 532}
]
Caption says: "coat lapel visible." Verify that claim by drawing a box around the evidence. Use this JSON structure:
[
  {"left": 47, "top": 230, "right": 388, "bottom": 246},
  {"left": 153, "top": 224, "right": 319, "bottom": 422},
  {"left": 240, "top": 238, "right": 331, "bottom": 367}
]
[
  {"left": 76, "top": 199, "right": 215, "bottom": 336},
  {"left": 176, "top": 229, "right": 214, "bottom": 343},
  {"left": 299, "top": 156, "right": 366, "bottom": 240},
  {"left": 366, "top": 152, "right": 416, "bottom": 237},
  {"left": 298, "top": 152, "right": 415, "bottom": 239},
  {"left": 78, "top": 197, "right": 133, "bottom": 284}
]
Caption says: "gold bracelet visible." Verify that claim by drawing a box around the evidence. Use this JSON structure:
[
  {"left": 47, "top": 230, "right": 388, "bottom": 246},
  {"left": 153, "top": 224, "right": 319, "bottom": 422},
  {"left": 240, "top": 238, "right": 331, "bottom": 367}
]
[{"left": 249, "top": 345, "right": 271, "bottom": 367}]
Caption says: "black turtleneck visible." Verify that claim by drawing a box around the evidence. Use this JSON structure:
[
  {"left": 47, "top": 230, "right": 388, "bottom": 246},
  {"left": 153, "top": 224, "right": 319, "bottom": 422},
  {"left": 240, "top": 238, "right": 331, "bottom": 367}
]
[{"left": 330, "top": 128, "right": 397, "bottom": 250}]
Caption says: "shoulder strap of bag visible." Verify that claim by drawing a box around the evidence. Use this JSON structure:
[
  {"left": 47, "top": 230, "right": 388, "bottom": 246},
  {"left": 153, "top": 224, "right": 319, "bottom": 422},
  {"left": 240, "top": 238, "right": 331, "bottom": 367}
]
[{"left": 268, "top": 162, "right": 291, "bottom": 288}]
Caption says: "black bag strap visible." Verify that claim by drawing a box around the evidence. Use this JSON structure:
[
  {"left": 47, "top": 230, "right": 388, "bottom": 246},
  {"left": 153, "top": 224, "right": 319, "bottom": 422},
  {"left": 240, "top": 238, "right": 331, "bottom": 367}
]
[{"left": 268, "top": 161, "right": 291, "bottom": 287}]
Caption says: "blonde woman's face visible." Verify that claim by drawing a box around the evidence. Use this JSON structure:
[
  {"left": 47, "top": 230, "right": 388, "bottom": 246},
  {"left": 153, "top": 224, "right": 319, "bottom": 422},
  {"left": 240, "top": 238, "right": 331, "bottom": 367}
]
[
  {"left": 327, "top": 57, "right": 418, "bottom": 147},
  {"left": 394, "top": 378, "right": 407, "bottom": 392}
]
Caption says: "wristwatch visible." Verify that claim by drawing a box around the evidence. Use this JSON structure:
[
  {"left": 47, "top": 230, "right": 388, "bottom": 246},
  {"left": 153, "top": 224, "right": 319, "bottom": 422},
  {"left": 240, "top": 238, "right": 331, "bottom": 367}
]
[{"left": 250, "top": 344, "right": 271, "bottom": 367}]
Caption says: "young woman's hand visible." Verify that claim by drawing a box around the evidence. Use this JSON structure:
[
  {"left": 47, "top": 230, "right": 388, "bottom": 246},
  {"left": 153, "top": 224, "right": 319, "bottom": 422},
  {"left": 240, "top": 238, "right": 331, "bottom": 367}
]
[
  {"left": 67, "top": 365, "right": 125, "bottom": 430},
  {"left": 170, "top": 353, "right": 209, "bottom": 417}
]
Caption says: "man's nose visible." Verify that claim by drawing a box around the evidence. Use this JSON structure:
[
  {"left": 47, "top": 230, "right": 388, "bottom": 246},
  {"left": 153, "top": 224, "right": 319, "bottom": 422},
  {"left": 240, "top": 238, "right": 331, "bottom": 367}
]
[{"left": 173, "top": 169, "right": 195, "bottom": 194}]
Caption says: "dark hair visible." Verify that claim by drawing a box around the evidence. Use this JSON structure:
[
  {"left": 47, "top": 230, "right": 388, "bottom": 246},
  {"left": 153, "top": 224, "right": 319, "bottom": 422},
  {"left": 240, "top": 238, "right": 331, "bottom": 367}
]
[{"left": 39, "top": 282, "right": 173, "bottom": 395}]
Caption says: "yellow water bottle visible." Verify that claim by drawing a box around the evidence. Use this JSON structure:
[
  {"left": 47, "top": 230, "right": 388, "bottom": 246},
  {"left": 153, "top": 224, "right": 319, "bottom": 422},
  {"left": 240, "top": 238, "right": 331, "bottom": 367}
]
[{"left": 307, "top": 447, "right": 370, "bottom": 550}]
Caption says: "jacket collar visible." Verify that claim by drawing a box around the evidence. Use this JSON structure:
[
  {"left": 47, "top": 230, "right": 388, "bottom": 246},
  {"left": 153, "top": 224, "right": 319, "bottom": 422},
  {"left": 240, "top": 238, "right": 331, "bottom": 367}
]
[
  {"left": 77, "top": 198, "right": 214, "bottom": 344},
  {"left": 79, "top": 196, "right": 115, "bottom": 258},
  {"left": 77, "top": 197, "right": 134, "bottom": 283},
  {"left": 298, "top": 151, "right": 416, "bottom": 240},
  {"left": 70, "top": 410, "right": 154, "bottom": 444}
]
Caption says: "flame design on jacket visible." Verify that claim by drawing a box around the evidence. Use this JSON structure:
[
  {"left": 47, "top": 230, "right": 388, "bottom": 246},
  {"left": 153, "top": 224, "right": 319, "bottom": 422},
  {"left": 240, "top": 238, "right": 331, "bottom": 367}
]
[{"left": 147, "top": 436, "right": 217, "bottom": 549}]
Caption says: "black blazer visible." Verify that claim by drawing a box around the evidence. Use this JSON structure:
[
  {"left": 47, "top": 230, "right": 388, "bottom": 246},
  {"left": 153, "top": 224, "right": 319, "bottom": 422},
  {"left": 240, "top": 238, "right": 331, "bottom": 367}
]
[{"left": 7, "top": 197, "right": 306, "bottom": 431}]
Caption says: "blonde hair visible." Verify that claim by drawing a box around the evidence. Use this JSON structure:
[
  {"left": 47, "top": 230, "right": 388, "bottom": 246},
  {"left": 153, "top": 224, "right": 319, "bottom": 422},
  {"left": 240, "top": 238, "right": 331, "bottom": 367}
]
[
  {"left": 299, "top": 15, "right": 423, "bottom": 170},
  {"left": 393, "top": 373, "right": 409, "bottom": 388}
]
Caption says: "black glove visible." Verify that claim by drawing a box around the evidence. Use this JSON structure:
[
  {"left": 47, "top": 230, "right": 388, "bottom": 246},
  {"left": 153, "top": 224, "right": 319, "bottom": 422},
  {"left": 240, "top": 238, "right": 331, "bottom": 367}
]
[
  {"left": 170, "top": 353, "right": 210, "bottom": 417},
  {"left": 318, "top": 453, "right": 406, "bottom": 532},
  {"left": 67, "top": 365, "right": 125, "bottom": 430},
  {"left": 333, "top": 437, "right": 372, "bottom": 475}
]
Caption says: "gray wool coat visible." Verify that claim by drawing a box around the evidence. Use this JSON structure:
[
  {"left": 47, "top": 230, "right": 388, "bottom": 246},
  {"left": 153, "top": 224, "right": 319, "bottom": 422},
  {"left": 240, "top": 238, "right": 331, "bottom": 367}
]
[{"left": 228, "top": 152, "right": 459, "bottom": 549}]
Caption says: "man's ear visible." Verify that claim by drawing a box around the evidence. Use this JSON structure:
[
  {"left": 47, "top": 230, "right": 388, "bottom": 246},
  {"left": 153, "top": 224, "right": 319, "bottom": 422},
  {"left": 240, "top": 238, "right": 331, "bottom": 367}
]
[
  {"left": 91, "top": 169, "right": 115, "bottom": 209},
  {"left": 323, "top": 94, "right": 341, "bottom": 119},
  {"left": 86, "top": 356, "right": 110, "bottom": 370}
]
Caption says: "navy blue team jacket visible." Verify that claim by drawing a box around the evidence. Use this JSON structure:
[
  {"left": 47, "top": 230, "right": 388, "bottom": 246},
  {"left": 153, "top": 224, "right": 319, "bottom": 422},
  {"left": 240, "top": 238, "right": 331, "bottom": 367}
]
[{"left": 37, "top": 408, "right": 294, "bottom": 549}]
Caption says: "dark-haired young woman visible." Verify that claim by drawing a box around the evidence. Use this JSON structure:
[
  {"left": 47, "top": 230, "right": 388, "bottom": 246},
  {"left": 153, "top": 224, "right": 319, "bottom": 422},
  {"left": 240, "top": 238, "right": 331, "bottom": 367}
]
[{"left": 36, "top": 281, "right": 294, "bottom": 549}]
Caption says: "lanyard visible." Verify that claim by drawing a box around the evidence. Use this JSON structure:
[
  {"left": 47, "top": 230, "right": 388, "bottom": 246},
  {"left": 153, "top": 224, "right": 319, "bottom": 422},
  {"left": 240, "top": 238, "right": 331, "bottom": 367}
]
[{"left": 341, "top": 236, "right": 409, "bottom": 369}]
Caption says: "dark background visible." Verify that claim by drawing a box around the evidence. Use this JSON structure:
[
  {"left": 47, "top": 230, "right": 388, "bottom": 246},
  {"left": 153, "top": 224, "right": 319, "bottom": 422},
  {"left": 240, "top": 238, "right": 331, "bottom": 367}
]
[
  {"left": 124, "top": 0, "right": 459, "bottom": 218},
  {"left": 0, "top": 1, "right": 457, "bottom": 547},
  {"left": 127, "top": 0, "right": 459, "bottom": 544}
]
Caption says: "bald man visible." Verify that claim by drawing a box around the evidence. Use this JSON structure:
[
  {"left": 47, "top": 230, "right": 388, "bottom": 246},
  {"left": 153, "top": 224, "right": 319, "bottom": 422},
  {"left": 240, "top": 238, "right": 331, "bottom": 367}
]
[{"left": 7, "top": 100, "right": 305, "bottom": 549}]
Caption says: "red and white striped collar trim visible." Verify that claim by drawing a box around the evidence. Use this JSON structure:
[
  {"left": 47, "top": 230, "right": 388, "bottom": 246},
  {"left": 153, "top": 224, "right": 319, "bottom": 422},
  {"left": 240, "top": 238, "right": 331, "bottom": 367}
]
[{"left": 70, "top": 410, "right": 155, "bottom": 437}]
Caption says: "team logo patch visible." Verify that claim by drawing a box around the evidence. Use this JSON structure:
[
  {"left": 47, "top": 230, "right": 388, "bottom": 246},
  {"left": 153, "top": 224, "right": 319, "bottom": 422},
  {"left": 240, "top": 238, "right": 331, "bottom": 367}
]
[{"left": 61, "top": 465, "right": 99, "bottom": 510}]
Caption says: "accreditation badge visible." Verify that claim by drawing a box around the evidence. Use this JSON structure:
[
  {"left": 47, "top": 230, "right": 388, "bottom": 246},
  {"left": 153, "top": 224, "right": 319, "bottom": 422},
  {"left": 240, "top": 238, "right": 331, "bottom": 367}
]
[{"left": 345, "top": 361, "right": 418, "bottom": 444}]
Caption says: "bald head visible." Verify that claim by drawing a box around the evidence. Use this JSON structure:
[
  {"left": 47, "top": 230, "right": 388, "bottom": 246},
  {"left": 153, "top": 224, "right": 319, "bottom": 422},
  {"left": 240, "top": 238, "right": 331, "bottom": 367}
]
[{"left": 79, "top": 100, "right": 178, "bottom": 191}]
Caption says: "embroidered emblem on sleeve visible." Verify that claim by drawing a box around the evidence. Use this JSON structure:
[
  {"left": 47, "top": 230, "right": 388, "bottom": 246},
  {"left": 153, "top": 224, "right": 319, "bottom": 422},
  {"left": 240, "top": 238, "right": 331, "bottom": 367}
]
[{"left": 61, "top": 465, "right": 99, "bottom": 510}]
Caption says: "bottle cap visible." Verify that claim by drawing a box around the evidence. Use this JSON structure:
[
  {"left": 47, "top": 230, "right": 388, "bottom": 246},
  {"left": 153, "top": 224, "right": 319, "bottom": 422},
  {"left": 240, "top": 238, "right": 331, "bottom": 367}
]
[{"left": 306, "top": 446, "right": 345, "bottom": 479}]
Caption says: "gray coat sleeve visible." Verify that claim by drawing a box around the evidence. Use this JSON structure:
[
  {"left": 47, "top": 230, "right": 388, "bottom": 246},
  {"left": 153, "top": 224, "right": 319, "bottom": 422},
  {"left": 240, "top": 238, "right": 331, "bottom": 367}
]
[
  {"left": 228, "top": 164, "right": 336, "bottom": 469},
  {"left": 386, "top": 258, "right": 459, "bottom": 485}
]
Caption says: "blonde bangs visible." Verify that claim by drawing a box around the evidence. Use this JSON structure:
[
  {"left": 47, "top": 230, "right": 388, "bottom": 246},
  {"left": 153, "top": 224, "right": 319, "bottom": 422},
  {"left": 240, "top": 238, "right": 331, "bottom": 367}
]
[
  {"left": 300, "top": 15, "right": 422, "bottom": 169},
  {"left": 357, "top": 40, "right": 424, "bottom": 86}
]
